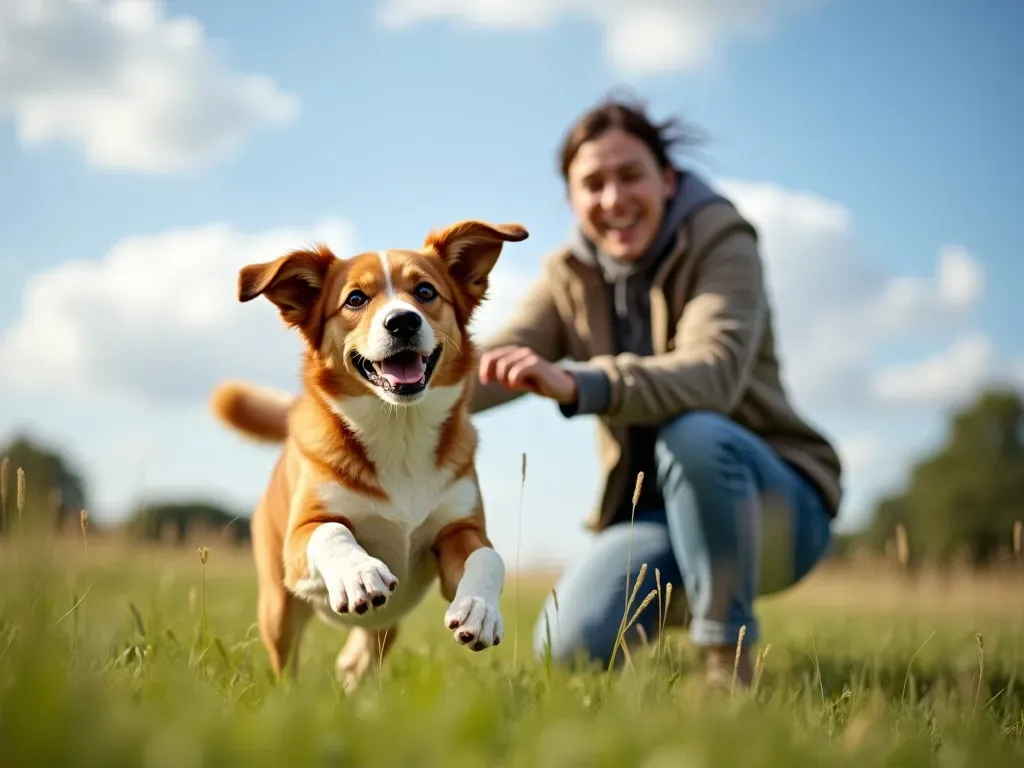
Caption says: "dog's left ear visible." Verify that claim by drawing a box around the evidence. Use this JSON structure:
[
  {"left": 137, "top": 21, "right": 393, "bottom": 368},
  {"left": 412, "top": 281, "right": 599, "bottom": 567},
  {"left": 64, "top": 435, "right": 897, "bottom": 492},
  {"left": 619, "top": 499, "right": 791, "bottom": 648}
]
[
  {"left": 424, "top": 220, "right": 529, "bottom": 314},
  {"left": 238, "top": 246, "right": 336, "bottom": 339}
]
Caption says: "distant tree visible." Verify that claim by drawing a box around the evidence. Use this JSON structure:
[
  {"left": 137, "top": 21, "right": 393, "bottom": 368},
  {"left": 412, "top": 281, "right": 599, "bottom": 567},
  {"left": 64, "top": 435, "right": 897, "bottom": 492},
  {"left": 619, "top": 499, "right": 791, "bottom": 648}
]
[
  {"left": 0, "top": 434, "right": 89, "bottom": 536},
  {"left": 125, "top": 500, "right": 250, "bottom": 546},
  {"left": 865, "top": 386, "right": 1024, "bottom": 569}
]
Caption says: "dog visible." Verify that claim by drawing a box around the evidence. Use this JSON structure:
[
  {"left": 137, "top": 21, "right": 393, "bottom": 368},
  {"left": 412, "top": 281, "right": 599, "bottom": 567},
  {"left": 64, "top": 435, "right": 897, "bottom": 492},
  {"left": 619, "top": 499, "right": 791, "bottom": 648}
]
[{"left": 209, "top": 219, "right": 528, "bottom": 688}]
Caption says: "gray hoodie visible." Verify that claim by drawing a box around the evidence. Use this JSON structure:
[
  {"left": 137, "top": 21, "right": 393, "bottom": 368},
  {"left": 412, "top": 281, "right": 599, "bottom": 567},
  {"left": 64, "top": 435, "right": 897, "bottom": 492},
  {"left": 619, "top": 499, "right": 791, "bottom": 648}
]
[{"left": 563, "top": 170, "right": 730, "bottom": 517}]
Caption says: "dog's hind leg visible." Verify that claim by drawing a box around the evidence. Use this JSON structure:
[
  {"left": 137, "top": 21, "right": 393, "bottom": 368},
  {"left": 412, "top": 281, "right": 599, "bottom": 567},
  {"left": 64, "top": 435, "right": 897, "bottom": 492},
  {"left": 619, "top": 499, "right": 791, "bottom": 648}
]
[{"left": 335, "top": 625, "right": 399, "bottom": 692}]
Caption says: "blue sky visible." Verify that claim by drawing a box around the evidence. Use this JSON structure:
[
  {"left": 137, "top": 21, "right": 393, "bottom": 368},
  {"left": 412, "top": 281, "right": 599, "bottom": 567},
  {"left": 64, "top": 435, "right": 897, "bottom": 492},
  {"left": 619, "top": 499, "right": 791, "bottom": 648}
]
[{"left": 1, "top": 0, "right": 1021, "bottom": 568}]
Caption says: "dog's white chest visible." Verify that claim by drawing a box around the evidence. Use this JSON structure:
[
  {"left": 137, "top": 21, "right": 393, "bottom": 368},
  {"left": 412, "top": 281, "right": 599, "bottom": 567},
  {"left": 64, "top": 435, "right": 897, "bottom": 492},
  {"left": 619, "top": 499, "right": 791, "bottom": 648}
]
[
  {"left": 304, "top": 473, "right": 477, "bottom": 628},
  {"left": 325, "top": 386, "right": 471, "bottom": 529},
  {"left": 297, "top": 387, "right": 479, "bottom": 627},
  {"left": 315, "top": 468, "right": 474, "bottom": 536}
]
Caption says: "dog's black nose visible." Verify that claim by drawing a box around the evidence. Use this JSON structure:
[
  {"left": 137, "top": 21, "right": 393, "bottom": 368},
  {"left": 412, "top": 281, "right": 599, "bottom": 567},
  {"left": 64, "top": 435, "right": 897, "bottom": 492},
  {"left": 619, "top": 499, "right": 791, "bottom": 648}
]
[{"left": 383, "top": 310, "right": 422, "bottom": 341}]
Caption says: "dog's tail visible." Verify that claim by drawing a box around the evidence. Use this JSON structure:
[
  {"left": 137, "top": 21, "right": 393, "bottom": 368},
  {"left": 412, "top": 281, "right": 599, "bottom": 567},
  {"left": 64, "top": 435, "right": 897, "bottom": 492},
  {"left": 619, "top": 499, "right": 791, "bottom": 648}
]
[{"left": 210, "top": 380, "right": 294, "bottom": 443}]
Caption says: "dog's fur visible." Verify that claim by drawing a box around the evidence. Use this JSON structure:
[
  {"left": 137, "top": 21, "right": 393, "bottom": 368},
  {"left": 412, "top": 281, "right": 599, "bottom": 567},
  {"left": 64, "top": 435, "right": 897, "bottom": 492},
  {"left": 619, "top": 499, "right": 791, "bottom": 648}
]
[{"left": 209, "top": 219, "right": 528, "bottom": 688}]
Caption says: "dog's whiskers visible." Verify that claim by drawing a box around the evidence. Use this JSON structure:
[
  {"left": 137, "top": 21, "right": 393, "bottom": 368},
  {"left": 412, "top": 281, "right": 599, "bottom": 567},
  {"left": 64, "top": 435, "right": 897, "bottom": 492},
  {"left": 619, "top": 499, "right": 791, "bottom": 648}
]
[{"left": 436, "top": 331, "right": 462, "bottom": 355}]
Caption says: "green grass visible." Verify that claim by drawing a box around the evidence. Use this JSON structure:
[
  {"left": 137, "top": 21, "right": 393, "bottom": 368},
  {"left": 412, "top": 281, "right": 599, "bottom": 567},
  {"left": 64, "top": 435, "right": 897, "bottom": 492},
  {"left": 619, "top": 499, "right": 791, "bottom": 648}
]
[{"left": 1, "top": 536, "right": 1023, "bottom": 767}]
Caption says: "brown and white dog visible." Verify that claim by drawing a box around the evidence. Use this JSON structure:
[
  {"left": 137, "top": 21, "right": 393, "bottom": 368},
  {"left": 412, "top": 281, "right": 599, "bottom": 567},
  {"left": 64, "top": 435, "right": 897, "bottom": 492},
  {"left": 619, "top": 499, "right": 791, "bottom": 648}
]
[{"left": 209, "top": 219, "right": 528, "bottom": 688}]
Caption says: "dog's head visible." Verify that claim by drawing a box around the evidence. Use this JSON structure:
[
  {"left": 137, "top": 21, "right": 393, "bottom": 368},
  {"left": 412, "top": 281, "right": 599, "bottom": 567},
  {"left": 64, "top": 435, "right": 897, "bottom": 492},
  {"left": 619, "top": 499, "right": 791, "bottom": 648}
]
[{"left": 238, "top": 219, "right": 528, "bottom": 406}]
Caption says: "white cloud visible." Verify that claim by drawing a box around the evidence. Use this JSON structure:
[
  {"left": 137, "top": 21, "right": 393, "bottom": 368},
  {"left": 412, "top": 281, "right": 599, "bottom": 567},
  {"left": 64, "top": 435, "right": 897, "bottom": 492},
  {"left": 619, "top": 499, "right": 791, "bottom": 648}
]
[
  {"left": 375, "top": 0, "right": 823, "bottom": 74},
  {"left": 468, "top": 263, "right": 536, "bottom": 340},
  {"left": 935, "top": 244, "right": 984, "bottom": 309},
  {"left": 0, "top": 220, "right": 540, "bottom": 408},
  {"left": 871, "top": 332, "right": 1024, "bottom": 408},
  {"left": 0, "top": 220, "right": 354, "bottom": 405},
  {"left": 0, "top": 0, "right": 298, "bottom": 172},
  {"left": 716, "top": 179, "right": 986, "bottom": 411},
  {"left": 836, "top": 434, "right": 881, "bottom": 477}
]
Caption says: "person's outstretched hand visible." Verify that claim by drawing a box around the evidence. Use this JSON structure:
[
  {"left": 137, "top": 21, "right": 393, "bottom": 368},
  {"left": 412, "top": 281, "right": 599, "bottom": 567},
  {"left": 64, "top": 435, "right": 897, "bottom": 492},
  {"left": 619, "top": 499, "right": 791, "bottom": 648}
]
[{"left": 478, "top": 345, "right": 577, "bottom": 405}]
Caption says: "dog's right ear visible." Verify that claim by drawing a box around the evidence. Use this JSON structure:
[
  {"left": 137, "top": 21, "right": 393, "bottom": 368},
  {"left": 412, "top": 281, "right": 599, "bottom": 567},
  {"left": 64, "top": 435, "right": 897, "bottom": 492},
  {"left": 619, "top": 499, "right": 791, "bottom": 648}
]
[
  {"left": 423, "top": 220, "right": 529, "bottom": 322},
  {"left": 238, "top": 246, "right": 336, "bottom": 330}
]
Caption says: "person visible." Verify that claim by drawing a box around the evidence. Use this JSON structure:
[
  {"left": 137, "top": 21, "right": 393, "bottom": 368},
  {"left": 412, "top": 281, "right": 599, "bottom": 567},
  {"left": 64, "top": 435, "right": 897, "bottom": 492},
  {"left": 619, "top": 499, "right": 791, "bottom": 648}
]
[{"left": 468, "top": 94, "right": 843, "bottom": 688}]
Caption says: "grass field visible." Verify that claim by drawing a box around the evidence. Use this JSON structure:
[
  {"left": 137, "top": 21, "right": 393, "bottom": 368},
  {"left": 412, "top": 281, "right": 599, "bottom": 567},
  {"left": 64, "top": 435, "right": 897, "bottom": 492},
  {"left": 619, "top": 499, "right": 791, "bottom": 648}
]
[{"left": 1, "top": 534, "right": 1023, "bottom": 767}]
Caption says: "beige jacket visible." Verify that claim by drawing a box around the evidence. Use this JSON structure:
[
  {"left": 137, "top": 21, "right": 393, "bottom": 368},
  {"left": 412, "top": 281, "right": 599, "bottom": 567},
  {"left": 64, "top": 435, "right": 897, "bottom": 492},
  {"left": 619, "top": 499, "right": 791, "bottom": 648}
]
[{"left": 469, "top": 201, "right": 843, "bottom": 531}]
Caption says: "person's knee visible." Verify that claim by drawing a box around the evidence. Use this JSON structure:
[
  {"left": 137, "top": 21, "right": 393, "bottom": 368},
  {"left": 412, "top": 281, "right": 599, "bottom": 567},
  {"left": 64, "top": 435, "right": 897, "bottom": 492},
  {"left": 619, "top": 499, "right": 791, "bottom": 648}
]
[{"left": 655, "top": 410, "right": 738, "bottom": 482}]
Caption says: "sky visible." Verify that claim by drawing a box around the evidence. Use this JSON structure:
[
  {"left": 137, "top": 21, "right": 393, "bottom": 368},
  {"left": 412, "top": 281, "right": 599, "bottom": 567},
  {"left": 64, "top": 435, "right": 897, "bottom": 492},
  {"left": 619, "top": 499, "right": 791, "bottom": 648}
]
[{"left": 1, "top": 0, "right": 1022, "bottom": 569}]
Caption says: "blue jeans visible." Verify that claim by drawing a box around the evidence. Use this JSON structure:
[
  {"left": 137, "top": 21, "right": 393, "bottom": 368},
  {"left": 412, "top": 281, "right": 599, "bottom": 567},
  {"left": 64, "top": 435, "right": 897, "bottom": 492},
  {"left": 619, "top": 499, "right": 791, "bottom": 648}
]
[{"left": 533, "top": 411, "right": 833, "bottom": 666}]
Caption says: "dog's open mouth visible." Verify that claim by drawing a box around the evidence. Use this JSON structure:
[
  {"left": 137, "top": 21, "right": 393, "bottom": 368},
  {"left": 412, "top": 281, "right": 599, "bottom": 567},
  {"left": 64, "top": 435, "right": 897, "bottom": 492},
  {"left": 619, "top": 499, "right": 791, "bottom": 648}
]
[{"left": 353, "top": 345, "right": 443, "bottom": 395}]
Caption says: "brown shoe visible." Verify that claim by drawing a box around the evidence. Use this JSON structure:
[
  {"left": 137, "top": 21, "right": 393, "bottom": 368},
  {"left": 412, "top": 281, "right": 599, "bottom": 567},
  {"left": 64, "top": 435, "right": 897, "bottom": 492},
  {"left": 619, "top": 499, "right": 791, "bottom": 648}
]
[{"left": 703, "top": 644, "right": 754, "bottom": 691}]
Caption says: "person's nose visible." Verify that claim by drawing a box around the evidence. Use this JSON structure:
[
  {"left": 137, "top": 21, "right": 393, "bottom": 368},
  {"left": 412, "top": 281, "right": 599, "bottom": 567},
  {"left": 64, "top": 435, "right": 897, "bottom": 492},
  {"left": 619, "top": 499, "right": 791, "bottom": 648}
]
[{"left": 599, "top": 182, "right": 625, "bottom": 212}]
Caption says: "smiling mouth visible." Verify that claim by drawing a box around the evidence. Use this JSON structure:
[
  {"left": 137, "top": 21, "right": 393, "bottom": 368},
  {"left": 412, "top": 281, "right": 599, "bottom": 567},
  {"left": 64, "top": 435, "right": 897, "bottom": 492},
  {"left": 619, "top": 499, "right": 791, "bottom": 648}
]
[
  {"left": 601, "top": 213, "right": 641, "bottom": 232},
  {"left": 352, "top": 345, "right": 443, "bottom": 396}
]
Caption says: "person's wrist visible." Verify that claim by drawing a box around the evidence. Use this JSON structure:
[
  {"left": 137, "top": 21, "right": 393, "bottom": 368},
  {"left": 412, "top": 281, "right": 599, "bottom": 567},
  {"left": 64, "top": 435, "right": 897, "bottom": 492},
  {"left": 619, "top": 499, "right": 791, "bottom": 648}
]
[{"left": 557, "top": 370, "right": 578, "bottom": 405}]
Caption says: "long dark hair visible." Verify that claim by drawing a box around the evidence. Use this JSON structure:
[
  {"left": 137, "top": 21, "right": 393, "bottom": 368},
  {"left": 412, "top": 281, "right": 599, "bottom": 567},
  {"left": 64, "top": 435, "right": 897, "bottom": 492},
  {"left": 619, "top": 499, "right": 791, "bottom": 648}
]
[{"left": 557, "top": 90, "right": 705, "bottom": 180}]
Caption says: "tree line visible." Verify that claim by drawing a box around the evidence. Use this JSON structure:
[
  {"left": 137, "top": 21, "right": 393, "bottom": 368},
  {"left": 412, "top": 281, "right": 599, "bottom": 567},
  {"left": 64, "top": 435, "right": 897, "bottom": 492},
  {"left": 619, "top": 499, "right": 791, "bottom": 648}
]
[
  {"left": 2, "top": 386, "right": 1023, "bottom": 566},
  {"left": 0, "top": 436, "right": 250, "bottom": 547}
]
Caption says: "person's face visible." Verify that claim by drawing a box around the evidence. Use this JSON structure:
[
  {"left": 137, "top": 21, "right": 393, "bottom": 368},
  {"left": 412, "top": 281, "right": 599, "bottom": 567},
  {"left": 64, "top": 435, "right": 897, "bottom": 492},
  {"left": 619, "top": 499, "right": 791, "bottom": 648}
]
[{"left": 566, "top": 127, "right": 677, "bottom": 261}]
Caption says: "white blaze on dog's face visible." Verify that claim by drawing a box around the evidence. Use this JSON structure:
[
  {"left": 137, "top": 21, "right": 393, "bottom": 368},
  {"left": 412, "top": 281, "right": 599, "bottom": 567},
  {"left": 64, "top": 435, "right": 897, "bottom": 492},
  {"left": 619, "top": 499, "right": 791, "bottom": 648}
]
[{"left": 237, "top": 220, "right": 529, "bottom": 406}]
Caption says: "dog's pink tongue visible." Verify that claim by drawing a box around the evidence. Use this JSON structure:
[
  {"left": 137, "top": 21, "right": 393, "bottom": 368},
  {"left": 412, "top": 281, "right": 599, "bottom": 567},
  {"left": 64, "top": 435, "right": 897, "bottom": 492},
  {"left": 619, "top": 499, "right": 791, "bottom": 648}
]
[{"left": 379, "top": 356, "right": 425, "bottom": 386}]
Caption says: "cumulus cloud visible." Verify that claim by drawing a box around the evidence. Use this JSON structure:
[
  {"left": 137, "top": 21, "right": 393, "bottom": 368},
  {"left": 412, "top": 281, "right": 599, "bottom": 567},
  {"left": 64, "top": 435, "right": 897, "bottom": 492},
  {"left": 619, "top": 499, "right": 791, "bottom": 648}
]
[
  {"left": 0, "top": 220, "right": 354, "bottom": 405},
  {"left": 467, "top": 263, "right": 536, "bottom": 339},
  {"left": 0, "top": 0, "right": 298, "bottom": 172},
  {"left": 836, "top": 434, "right": 882, "bottom": 477},
  {"left": 717, "top": 179, "right": 986, "bottom": 410},
  {"left": 871, "top": 332, "right": 1024, "bottom": 408},
  {"left": 0, "top": 221, "right": 538, "bottom": 407},
  {"left": 375, "top": 0, "right": 822, "bottom": 74}
]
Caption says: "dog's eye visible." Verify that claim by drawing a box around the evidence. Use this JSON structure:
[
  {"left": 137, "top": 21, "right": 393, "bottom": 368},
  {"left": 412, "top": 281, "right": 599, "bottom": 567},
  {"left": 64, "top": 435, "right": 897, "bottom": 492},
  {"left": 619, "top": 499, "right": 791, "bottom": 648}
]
[
  {"left": 414, "top": 282, "right": 437, "bottom": 303},
  {"left": 344, "top": 290, "right": 369, "bottom": 309}
]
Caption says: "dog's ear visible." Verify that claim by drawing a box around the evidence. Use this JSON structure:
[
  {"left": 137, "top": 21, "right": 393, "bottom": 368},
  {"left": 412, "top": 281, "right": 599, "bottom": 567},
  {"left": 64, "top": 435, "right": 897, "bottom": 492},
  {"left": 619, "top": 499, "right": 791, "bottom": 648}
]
[
  {"left": 238, "top": 246, "right": 337, "bottom": 337},
  {"left": 424, "top": 220, "right": 528, "bottom": 317}
]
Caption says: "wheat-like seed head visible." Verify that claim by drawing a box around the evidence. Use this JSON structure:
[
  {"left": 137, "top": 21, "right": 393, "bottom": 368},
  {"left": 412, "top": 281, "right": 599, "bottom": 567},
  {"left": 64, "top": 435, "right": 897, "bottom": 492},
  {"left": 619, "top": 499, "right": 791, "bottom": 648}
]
[
  {"left": 80, "top": 509, "right": 89, "bottom": 536},
  {"left": 754, "top": 643, "right": 771, "bottom": 680},
  {"left": 975, "top": 632, "right": 984, "bottom": 651},
  {"left": 197, "top": 546, "right": 209, "bottom": 565},
  {"left": 521, "top": 452, "right": 527, "bottom": 484},
  {"left": 731, "top": 624, "right": 748, "bottom": 694},
  {"left": 895, "top": 523, "right": 909, "bottom": 567},
  {"left": 0, "top": 456, "right": 8, "bottom": 506},
  {"left": 628, "top": 563, "right": 648, "bottom": 610},
  {"left": 632, "top": 471, "right": 644, "bottom": 508},
  {"left": 1014, "top": 520, "right": 1022, "bottom": 557},
  {"left": 626, "top": 589, "right": 658, "bottom": 629},
  {"left": 16, "top": 467, "right": 25, "bottom": 513}
]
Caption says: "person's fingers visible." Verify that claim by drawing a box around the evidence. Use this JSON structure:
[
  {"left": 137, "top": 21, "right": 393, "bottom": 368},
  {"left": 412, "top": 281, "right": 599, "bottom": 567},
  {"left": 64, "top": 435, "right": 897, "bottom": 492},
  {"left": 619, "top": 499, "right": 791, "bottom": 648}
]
[
  {"left": 479, "top": 346, "right": 521, "bottom": 383},
  {"left": 493, "top": 348, "right": 536, "bottom": 385},
  {"left": 505, "top": 358, "right": 543, "bottom": 392}
]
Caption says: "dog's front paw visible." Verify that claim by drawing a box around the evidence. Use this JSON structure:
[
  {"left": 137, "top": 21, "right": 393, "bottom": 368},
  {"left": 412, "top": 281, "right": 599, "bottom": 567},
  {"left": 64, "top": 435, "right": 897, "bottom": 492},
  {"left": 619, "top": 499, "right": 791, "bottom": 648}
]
[
  {"left": 444, "top": 596, "right": 503, "bottom": 651},
  {"left": 323, "top": 554, "right": 398, "bottom": 615}
]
